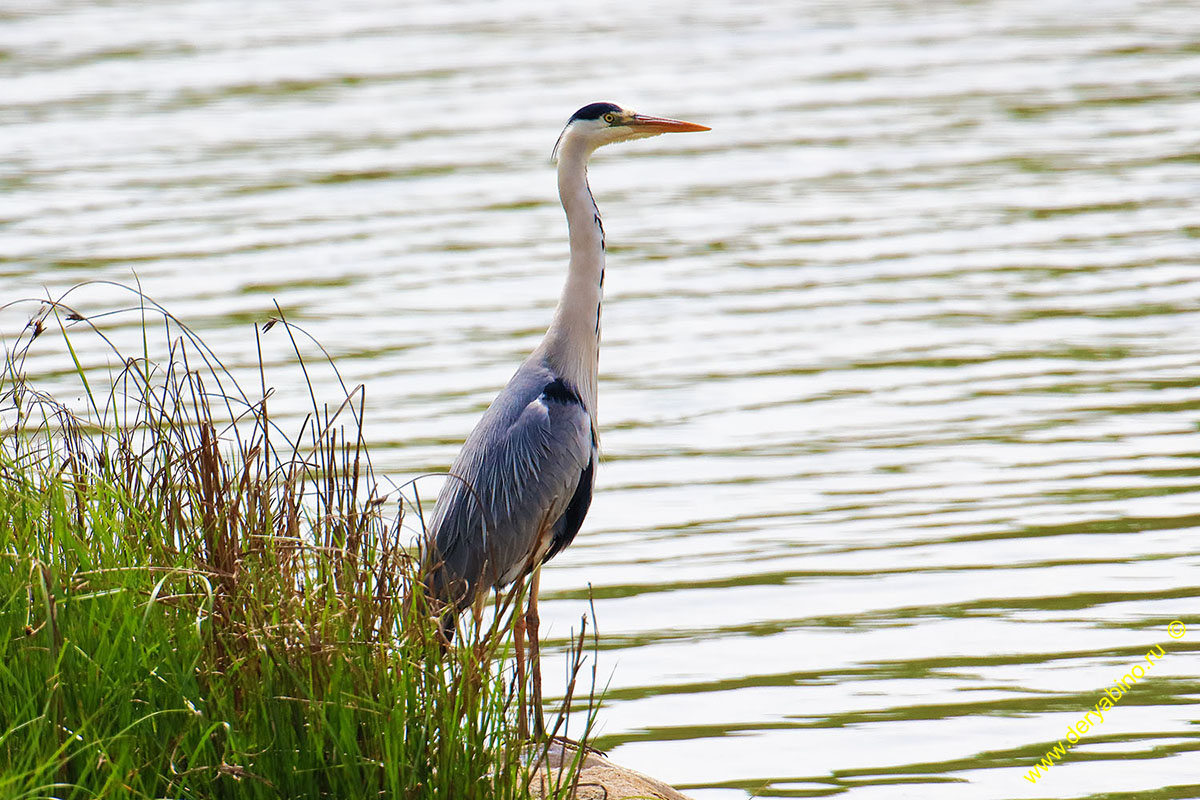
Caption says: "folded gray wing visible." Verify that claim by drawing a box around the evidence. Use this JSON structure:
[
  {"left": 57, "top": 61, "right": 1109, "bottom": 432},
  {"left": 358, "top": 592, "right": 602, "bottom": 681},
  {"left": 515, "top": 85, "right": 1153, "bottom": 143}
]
[{"left": 426, "top": 368, "right": 593, "bottom": 609}]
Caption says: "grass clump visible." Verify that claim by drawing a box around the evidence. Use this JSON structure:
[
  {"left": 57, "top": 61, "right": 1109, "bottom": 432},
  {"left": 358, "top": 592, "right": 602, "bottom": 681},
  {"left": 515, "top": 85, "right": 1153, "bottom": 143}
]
[{"left": 0, "top": 287, "right": 594, "bottom": 799}]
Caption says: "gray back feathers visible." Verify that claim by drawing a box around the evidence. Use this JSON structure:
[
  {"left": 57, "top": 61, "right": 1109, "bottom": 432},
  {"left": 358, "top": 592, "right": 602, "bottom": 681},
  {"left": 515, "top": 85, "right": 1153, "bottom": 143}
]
[{"left": 425, "top": 356, "right": 596, "bottom": 609}]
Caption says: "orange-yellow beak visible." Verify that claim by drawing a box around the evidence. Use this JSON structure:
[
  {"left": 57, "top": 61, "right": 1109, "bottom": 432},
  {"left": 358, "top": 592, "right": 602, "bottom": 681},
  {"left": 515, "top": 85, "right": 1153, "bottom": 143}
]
[{"left": 629, "top": 114, "right": 711, "bottom": 133}]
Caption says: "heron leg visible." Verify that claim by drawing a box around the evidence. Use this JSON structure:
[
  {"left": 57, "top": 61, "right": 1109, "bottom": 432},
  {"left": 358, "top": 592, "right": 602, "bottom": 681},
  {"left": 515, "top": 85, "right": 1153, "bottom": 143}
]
[
  {"left": 513, "top": 596, "right": 529, "bottom": 740},
  {"left": 526, "top": 565, "right": 545, "bottom": 739}
]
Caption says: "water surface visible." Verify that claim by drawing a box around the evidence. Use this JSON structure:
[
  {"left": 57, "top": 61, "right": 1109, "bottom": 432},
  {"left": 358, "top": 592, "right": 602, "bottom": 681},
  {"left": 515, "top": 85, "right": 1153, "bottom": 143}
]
[{"left": 3, "top": 1, "right": 1200, "bottom": 797}]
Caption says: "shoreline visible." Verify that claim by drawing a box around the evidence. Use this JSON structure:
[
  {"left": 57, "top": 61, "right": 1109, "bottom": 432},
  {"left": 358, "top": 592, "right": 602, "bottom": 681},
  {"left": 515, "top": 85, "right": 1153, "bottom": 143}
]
[{"left": 531, "top": 740, "right": 693, "bottom": 800}]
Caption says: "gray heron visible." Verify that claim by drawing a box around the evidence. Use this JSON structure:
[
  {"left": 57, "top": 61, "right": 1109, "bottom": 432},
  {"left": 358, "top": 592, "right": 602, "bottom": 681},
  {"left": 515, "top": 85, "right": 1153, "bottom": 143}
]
[{"left": 423, "top": 102, "right": 709, "bottom": 737}]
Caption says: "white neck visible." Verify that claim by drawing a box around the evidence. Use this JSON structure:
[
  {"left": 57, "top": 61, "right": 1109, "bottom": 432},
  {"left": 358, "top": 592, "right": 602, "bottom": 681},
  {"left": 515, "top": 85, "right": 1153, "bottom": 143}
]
[{"left": 535, "top": 133, "right": 605, "bottom": 416}]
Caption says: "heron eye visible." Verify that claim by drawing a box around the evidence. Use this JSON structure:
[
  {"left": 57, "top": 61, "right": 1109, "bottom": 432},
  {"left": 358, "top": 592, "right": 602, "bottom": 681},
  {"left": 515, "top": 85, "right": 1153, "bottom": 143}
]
[{"left": 602, "top": 113, "right": 616, "bottom": 124}]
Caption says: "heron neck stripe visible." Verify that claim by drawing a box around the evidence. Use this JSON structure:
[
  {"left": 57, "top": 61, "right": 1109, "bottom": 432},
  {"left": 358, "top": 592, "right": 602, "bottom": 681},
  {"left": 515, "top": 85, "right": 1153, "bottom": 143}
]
[{"left": 586, "top": 184, "right": 605, "bottom": 250}]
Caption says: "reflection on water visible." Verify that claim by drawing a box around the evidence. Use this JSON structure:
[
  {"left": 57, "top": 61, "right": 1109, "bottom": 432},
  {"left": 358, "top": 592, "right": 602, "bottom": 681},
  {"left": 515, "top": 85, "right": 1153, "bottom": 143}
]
[{"left": 3, "top": 0, "right": 1200, "bottom": 796}]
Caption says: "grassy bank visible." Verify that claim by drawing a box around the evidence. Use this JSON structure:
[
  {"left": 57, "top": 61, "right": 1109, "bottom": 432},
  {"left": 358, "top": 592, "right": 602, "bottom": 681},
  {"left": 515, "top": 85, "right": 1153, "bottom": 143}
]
[{"left": 0, "top": 290, "right": 592, "bottom": 799}]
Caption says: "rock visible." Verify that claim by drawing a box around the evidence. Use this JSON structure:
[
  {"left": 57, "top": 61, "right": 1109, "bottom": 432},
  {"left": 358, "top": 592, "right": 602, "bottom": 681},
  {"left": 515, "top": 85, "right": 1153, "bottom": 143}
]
[{"left": 529, "top": 740, "right": 693, "bottom": 800}]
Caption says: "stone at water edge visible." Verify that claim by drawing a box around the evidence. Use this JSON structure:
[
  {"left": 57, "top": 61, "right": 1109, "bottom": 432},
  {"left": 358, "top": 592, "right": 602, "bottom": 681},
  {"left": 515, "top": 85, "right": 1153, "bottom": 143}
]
[{"left": 530, "top": 740, "right": 694, "bottom": 800}]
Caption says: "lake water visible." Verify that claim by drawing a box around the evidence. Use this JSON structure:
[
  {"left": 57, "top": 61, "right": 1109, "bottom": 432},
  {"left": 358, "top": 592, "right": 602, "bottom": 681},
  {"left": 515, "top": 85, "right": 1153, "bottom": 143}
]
[{"left": 3, "top": 0, "right": 1200, "bottom": 796}]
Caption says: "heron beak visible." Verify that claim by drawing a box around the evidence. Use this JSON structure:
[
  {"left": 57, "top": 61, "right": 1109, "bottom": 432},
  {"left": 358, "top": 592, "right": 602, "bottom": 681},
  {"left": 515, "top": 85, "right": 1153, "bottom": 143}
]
[{"left": 629, "top": 114, "right": 711, "bottom": 134}]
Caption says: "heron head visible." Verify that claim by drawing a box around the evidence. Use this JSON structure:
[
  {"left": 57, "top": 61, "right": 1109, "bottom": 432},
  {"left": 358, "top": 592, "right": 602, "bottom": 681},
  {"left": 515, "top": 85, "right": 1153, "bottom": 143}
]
[{"left": 553, "top": 102, "right": 709, "bottom": 161}]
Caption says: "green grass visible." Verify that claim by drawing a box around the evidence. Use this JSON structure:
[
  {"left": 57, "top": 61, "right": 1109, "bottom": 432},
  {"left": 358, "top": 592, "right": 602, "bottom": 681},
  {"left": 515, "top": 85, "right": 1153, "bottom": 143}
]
[{"left": 0, "top": 288, "right": 596, "bottom": 799}]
